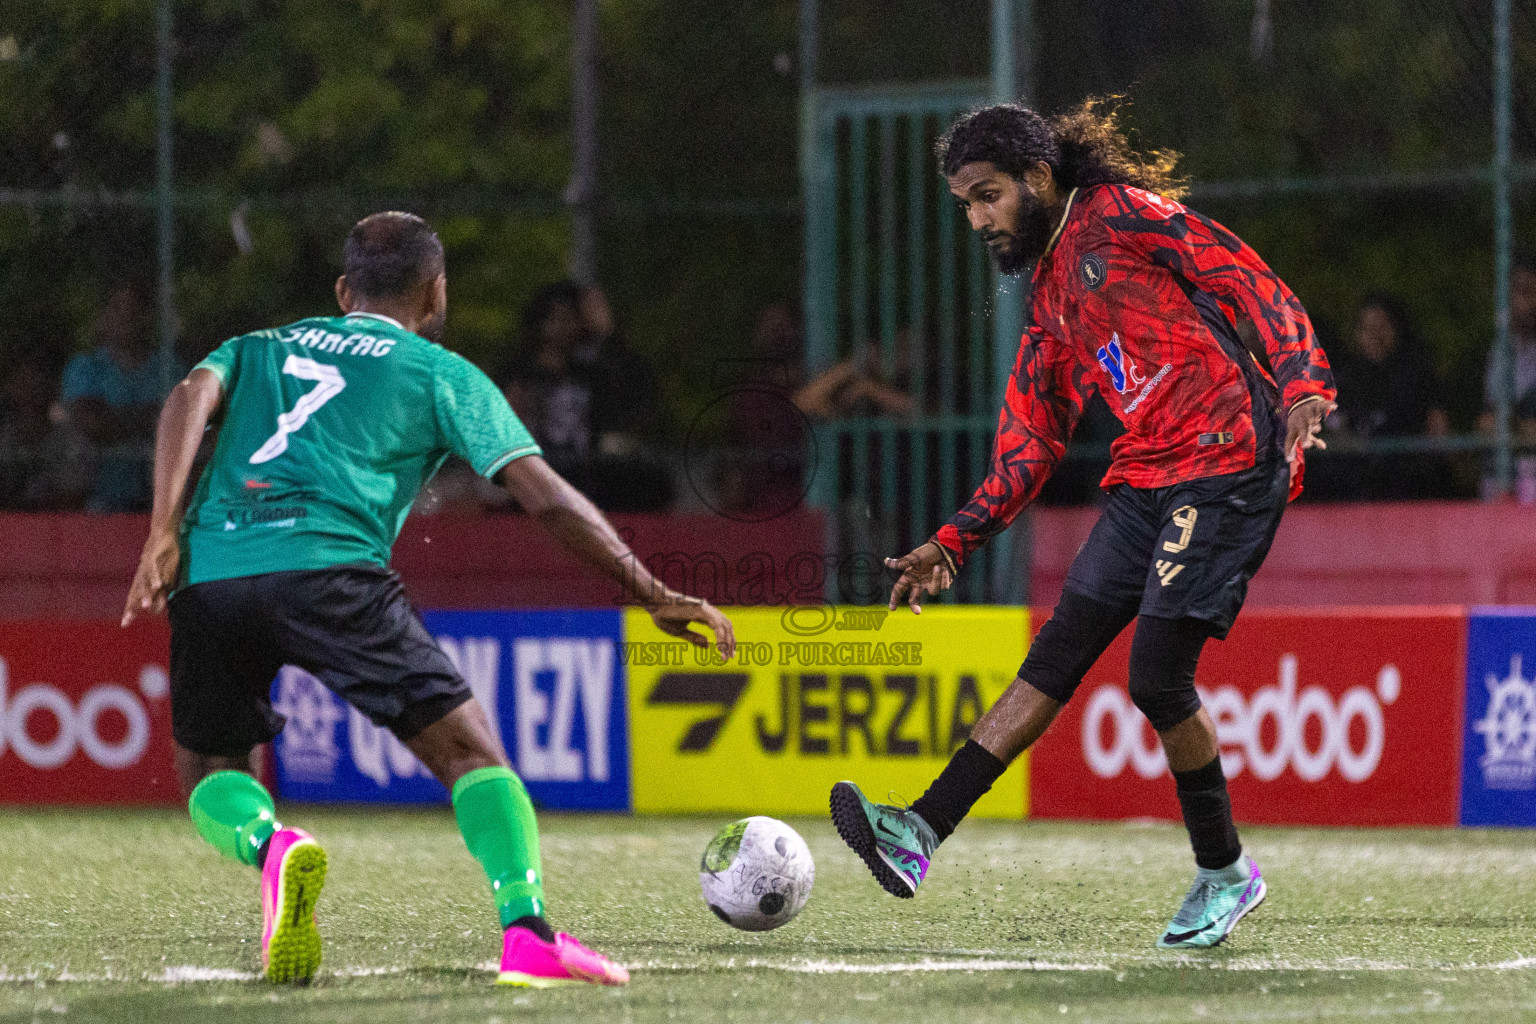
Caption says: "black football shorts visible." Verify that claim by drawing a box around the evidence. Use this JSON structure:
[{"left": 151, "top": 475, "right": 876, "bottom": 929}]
[
  {"left": 168, "top": 563, "right": 471, "bottom": 756},
  {"left": 1061, "top": 458, "right": 1289, "bottom": 639}
]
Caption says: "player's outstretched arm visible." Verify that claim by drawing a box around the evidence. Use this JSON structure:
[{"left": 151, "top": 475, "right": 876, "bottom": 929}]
[
  {"left": 910, "top": 331, "right": 1081, "bottom": 609},
  {"left": 495, "top": 455, "right": 736, "bottom": 660},
  {"left": 885, "top": 541, "right": 955, "bottom": 614},
  {"left": 122, "top": 368, "right": 224, "bottom": 626}
]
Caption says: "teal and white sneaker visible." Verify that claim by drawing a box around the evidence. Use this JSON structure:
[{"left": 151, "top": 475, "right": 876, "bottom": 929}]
[
  {"left": 829, "top": 781, "right": 938, "bottom": 898},
  {"left": 1156, "top": 854, "right": 1267, "bottom": 949}
]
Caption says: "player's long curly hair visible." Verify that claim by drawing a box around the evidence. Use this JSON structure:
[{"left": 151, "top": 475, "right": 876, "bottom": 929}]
[{"left": 937, "top": 97, "right": 1187, "bottom": 200}]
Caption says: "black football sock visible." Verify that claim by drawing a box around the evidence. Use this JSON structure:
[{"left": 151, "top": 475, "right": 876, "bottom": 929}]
[
  {"left": 1173, "top": 756, "right": 1241, "bottom": 870},
  {"left": 509, "top": 914, "right": 556, "bottom": 943},
  {"left": 910, "top": 739, "right": 1008, "bottom": 843}
]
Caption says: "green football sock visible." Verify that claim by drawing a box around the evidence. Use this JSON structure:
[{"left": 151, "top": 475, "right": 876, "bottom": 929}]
[
  {"left": 188, "top": 770, "right": 278, "bottom": 868},
  {"left": 452, "top": 766, "right": 545, "bottom": 928}
]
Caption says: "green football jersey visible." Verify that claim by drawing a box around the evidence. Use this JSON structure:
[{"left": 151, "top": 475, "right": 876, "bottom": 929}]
[{"left": 181, "top": 311, "right": 540, "bottom": 585}]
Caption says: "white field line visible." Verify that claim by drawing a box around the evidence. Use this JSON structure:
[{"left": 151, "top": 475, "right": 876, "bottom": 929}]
[
  {"left": 1124, "top": 1001, "right": 1536, "bottom": 1024},
  {"left": 632, "top": 957, "right": 1110, "bottom": 974},
  {"left": 5, "top": 954, "right": 1536, "bottom": 984}
]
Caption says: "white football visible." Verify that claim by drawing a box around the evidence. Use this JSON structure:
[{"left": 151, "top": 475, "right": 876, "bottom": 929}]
[{"left": 699, "top": 816, "right": 815, "bottom": 931}]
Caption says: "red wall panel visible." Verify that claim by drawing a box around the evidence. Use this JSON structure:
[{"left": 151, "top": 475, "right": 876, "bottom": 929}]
[
  {"left": 1030, "top": 501, "right": 1536, "bottom": 610},
  {"left": 0, "top": 510, "right": 826, "bottom": 617}
]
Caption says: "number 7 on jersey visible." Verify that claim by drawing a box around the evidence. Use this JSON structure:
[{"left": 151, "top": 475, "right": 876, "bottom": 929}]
[{"left": 249, "top": 355, "right": 347, "bottom": 465}]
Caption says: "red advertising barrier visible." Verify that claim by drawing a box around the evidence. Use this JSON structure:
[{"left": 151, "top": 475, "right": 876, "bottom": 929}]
[
  {"left": 1030, "top": 502, "right": 1536, "bottom": 609},
  {"left": 0, "top": 510, "right": 826, "bottom": 618},
  {"left": 0, "top": 620, "right": 181, "bottom": 804},
  {"left": 1027, "top": 609, "right": 1467, "bottom": 827}
]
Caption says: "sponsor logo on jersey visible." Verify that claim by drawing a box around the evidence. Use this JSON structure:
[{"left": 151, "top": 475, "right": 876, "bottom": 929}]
[
  {"left": 1079, "top": 252, "right": 1107, "bottom": 291},
  {"left": 1124, "top": 362, "right": 1173, "bottom": 413},
  {"left": 1095, "top": 333, "right": 1146, "bottom": 393}
]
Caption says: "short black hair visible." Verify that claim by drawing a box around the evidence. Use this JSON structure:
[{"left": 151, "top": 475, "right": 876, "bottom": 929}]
[{"left": 343, "top": 211, "right": 444, "bottom": 298}]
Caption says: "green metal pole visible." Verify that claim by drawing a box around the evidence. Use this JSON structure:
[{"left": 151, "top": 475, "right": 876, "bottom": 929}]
[
  {"left": 1493, "top": 0, "right": 1513, "bottom": 495},
  {"left": 936, "top": 140, "right": 958, "bottom": 599},
  {"left": 569, "top": 0, "right": 599, "bottom": 284},
  {"left": 850, "top": 118, "right": 871, "bottom": 546},
  {"left": 988, "top": 0, "right": 1027, "bottom": 603},
  {"left": 155, "top": 0, "right": 175, "bottom": 396},
  {"left": 800, "top": 0, "right": 830, "bottom": 371},
  {"left": 798, "top": 0, "right": 842, "bottom": 595},
  {"left": 878, "top": 115, "right": 898, "bottom": 556},
  {"left": 907, "top": 115, "right": 929, "bottom": 563}
]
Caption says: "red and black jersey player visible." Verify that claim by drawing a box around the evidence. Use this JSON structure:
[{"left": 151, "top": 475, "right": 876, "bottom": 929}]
[{"left": 829, "top": 100, "right": 1336, "bottom": 949}]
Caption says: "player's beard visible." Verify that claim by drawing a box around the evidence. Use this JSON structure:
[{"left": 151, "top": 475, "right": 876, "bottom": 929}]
[
  {"left": 417, "top": 309, "right": 447, "bottom": 343},
  {"left": 985, "top": 189, "right": 1058, "bottom": 277}
]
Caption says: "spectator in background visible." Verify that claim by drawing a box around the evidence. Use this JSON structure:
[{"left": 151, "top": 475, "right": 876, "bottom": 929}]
[
  {"left": 503, "top": 281, "right": 595, "bottom": 494},
  {"left": 1332, "top": 293, "right": 1450, "bottom": 439},
  {"left": 716, "top": 303, "right": 811, "bottom": 520},
  {"left": 1316, "top": 293, "right": 1452, "bottom": 500},
  {"left": 1481, "top": 260, "right": 1536, "bottom": 435},
  {"left": 0, "top": 355, "right": 93, "bottom": 510},
  {"left": 573, "top": 284, "right": 672, "bottom": 511},
  {"left": 62, "top": 286, "right": 185, "bottom": 512},
  {"left": 794, "top": 330, "right": 919, "bottom": 421}
]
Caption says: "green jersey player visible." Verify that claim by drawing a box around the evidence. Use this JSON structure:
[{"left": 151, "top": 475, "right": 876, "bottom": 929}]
[{"left": 122, "top": 211, "right": 735, "bottom": 986}]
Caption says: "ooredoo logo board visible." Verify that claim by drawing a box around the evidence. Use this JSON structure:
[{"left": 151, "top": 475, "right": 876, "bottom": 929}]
[
  {"left": 1029, "top": 610, "right": 1465, "bottom": 827},
  {"left": 0, "top": 620, "right": 178, "bottom": 804}
]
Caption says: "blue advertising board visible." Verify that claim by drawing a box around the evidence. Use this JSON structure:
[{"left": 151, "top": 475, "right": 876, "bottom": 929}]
[
  {"left": 1460, "top": 609, "right": 1536, "bottom": 826},
  {"left": 273, "top": 609, "right": 629, "bottom": 810}
]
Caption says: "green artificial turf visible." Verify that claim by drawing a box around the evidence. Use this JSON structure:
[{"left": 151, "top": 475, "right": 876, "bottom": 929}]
[{"left": 3, "top": 808, "right": 1536, "bottom": 1022}]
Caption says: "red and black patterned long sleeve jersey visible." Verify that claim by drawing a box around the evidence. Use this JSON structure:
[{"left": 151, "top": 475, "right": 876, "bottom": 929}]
[{"left": 934, "top": 183, "right": 1335, "bottom": 567}]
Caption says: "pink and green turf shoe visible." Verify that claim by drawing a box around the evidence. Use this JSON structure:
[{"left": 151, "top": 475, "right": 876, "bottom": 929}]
[
  {"left": 260, "top": 826, "right": 328, "bottom": 983},
  {"left": 497, "top": 926, "right": 630, "bottom": 987}
]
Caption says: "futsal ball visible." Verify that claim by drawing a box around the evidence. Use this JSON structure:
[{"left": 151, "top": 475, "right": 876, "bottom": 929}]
[{"left": 699, "top": 816, "right": 814, "bottom": 931}]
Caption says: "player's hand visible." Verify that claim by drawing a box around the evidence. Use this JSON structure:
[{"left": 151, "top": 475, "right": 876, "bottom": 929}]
[
  {"left": 885, "top": 541, "right": 955, "bottom": 614},
  {"left": 1285, "top": 398, "right": 1336, "bottom": 485},
  {"left": 122, "top": 527, "right": 180, "bottom": 627},
  {"left": 649, "top": 596, "right": 737, "bottom": 661}
]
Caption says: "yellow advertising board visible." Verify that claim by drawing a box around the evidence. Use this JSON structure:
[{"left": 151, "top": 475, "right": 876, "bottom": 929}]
[{"left": 625, "top": 605, "right": 1031, "bottom": 818}]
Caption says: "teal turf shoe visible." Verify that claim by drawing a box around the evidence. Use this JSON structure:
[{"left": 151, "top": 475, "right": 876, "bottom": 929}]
[
  {"left": 829, "top": 781, "right": 938, "bottom": 898},
  {"left": 1156, "top": 854, "right": 1267, "bottom": 948}
]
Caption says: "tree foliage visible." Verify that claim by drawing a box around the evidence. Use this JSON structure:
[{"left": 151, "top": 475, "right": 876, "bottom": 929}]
[{"left": 0, "top": 0, "right": 1531, "bottom": 430}]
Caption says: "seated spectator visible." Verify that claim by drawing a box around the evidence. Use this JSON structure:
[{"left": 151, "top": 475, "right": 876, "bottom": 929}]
[
  {"left": 1311, "top": 293, "right": 1454, "bottom": 500},
  {"left": 794, "top": 330, "right": 919, "bottom": 421},
  {"left": 715, "top": 303, "right": 813, "bottom": 520},
  {"left": 1480, "top": 260, "right": 1536, "bottom": 435},
  {"left": 503, "top": 281, "right": 597, "bottom": 495},
  {"left": 0, "top": 355, "right": 93, "bottom": 510},
  {"left": 573, "top": 284, "right": 672, "bottom": 511},
  {"left": 62, "top": 286, "right": 185, "bottom": 512},
  {"left": 1332, "top": 293, "right": 1450, "bottom": 439}
]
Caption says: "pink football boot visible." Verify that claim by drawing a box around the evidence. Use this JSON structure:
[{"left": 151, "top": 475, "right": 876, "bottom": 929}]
[
  {"left": 260, "top": 826, "right": 328, "bottom": 983},
  {"left": 497, "top": 926, "right": 630, "bottom": 987}
]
